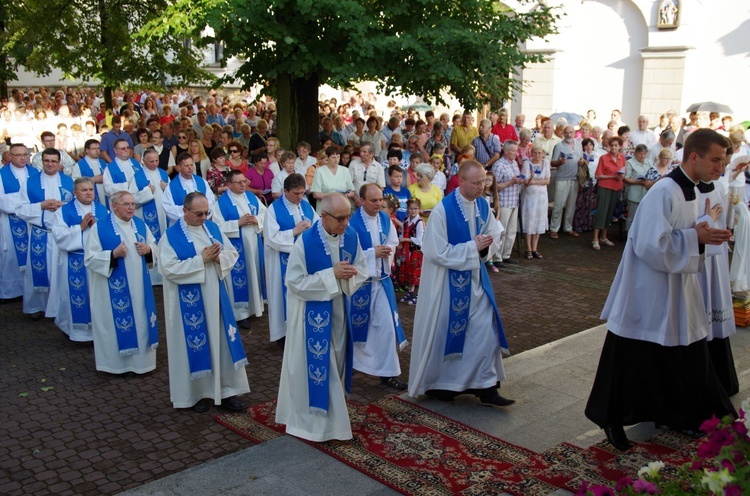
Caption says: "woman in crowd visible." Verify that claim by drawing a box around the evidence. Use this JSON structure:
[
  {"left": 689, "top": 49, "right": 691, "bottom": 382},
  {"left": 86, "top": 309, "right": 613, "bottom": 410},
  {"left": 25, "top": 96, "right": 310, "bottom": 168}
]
[
  {"left": 309, "top": 145, "right": 357, "bottom": 213},
  {"left": 516, "top": 128, "right": 533, "bottom": 165},
  {"left": 396, "top": 198, "right": 424, "bottom": 305},
  {"left": 244, "top": 152, "right": 274, "bottom": 205},
  {"left": 226, "top": 141, "right": 248, "bottom": 175},
  {"left": 188, "top": 139, "right": 210, "bottom": 178},
  {"left": 618, "top": 125, "right": 634, "bottom": 159},
  {"left": 133, "top": 128, "right": 152, "bottom": 162},
  {"left": 361, "top": 116, "right": 386, "bottom": 159},
  {"left": 574, "top": 138, "right": 600, "bottom": 233},
  {"left": 206, "top": 148, "right": 231, "bottom": 196},
  {"left": 521, "top": 144, "right": 551, "bottom": 259},
  {"left": 645, "top": 148, "right": 674, "bottom": 187},
  {"left": 408, "top": 163, "right": 443, "bottom": 224},
  {"left": 248, "top": 119, "right": 270, "bottom": 159},
  {"left": 200, "top": 124, "right": 216, "bottom": 157},
  {"left": 347, "top": 117, "right": 366, "bottom": 147},
  {"left": 170, "top": 130, "right": 190, "bottom": 160},
  {"left": 592, "top": 136, "right": 625, "bottom": 250}
]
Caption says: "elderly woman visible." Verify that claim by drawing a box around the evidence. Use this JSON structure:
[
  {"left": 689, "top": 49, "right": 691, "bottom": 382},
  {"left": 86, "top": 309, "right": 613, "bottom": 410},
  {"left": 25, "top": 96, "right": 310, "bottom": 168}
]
[
  {"left": 516, "top": 128, "right": 533, "bottom": 165},
  {"left": 311, "top": 145, "right": 357, "bottom": 213},
  {"left": 245, "top": 152, "right": 275, "bottom": 205},
  {"left": 521, "top": 144, "right": 551, "bottom": 259},
  {"left": 226, "top": 140, "right": 248, "bottom": 175},
  {"left": 592, "top": 136, "right": 625, "bottom": 250},
  {"left": 248, "top": 119, "right": 270, "bottom": 159},
  {"left": 645, "top": 148, "right": 675, "bottom": 188},
  {"left": 408, "top": 163, "right": 443, "bottom": 223},
  {"left": 205, "top": 148, "right": 231, "bottom": 196}
]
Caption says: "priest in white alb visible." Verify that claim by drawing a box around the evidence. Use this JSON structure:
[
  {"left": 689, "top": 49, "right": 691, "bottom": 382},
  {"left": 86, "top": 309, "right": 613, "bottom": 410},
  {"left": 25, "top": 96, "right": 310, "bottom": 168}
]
[
  {"left": 84, "top": 191, "right": 159, "bottom": 374},
  {"left": 0, "top": 143, "right": 38, "bottom": 300},
  {"left": 161, "top": 153, "right": 216, "bottom": 223},
  {"left": 72, "top": 139, "right": 108, "bottom": 208},
  {"left": 137, "top": 149, "right": 170, "bottom": 285},
  {"left": 349, "top": 183, "right": 408, "bottom": 390},
  {"left": 159, "top": 192, "right": 249, "bottom": 414},
  {"left": 264, "top": 173, "right": 317, "bottom": 344},
  {"left": 275, "top": 193, "right": 368, "bottom": 442},
  {"left": 213, "top": 170, "right": 267, "bottom": 329},
  {"left": 408, "top": 160, "right": 514, "bottom": 407},
  {"left": 16, "top": 148, "right": 73, "bottom": 320},
  {"left": 585, "top": 129, "right": 737, "bottom": 452},
  {"left": 102, "top": 138, "right": 154, "bottom": 208},
  {"left": 52, "top": 178, "right": 109, "bottom": 342}
]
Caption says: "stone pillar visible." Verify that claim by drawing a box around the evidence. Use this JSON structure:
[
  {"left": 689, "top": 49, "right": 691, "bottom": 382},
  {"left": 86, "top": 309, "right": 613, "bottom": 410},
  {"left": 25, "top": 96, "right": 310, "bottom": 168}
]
[
  {"left": 639, "top": 46, "right": 691, "bottom": 123},
  {"left": 512, "top": 49, "right": 558, "bottom": 121}
]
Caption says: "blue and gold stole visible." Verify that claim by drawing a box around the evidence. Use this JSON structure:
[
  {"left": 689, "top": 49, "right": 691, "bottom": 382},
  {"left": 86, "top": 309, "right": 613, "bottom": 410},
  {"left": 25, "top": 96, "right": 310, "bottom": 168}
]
[
  {"left": 271, "top": 196, "right": 315, "bottom": 319},
  {"left": 61, "top": 201, "right": 108, "bottom": 331},
  {"left": 301, "top": 221, "right": 358, "bottom": 416},
  {"left": 442, "top": 191, "right": 509, "bottom": 359},
  {"left": 347, "top": 208, "right": 406, "bottom": 349},
  {"left": 216, "top": 191, "right": 266, "bottom": 309},
  {"left": 76, "top": 157, "right": 108, "bottom": 205},
  {"left": 27, "top": 172, "right": 74, "bottom": 291},
  {"left": 0, "top": 165, "right": 38, "bottom": 267},
  {"left": 164, "top": 219, "right": 248, "bottom": 379},
  {"left": 98, "top": 213, "right": 159, "bottom": 355}
]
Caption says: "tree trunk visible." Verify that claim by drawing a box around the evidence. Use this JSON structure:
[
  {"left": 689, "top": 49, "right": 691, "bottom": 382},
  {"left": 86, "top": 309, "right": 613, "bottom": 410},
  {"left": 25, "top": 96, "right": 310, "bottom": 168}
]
[
  {"left": 104, "top": 87, "right": 114, "bottom": 111},
  {"left": 276, "top": 73, "right": 320, "bottom": 152}
]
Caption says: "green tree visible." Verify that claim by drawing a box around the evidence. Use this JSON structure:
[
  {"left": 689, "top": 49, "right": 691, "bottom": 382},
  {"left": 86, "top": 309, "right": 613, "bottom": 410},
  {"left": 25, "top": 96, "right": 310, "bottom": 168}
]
[
  {"left": 143, "top": 0, "right": 558, "bottom": 149},
  {"left": 2, "top": 0, "right": 214, "bottom": 107}
]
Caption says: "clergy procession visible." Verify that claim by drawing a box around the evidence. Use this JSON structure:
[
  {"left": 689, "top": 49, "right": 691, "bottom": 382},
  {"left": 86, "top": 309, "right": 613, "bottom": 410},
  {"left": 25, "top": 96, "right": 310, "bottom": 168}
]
[{"left": 0, "top": 90, "right": 747, "bottom": 458}]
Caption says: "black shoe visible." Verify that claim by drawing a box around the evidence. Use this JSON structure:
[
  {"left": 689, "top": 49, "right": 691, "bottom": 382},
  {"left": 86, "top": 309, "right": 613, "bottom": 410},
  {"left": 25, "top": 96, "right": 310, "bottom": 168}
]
[
  {"left": 478, "top": 390, "right": 516, "bottom": 407},
  {"left": 380, "top": 376, "right": 407, "bottom": 391},
  {"left": 502, "top": 258, "right": 519, "bottom": 265},
  {"left": 493, "top": 261, "right": 504, "bottom": 268},
  {"left": 425, "top": 389, "right": 458, "bottom": 402},
  {"left": 275, "top": 337, "right": 286, "bottom": 349},
  {"left": 30, "top": 311, "right": 44, "bottom": 321},
  {"left": 604, "top": 424, "right": 632, "bottom": 451},
  {"left": 219, "top": 396, "right": 246, "bottom": 412},
  {"left": 654, "top": 423, "right": 670, "bottom": 431},
  {"left": 192, "top": 399, "right": 210, "bottom": 413},
  {"left": 238, "top": 318, "right": 251, "bottom": 330},
  {"left": 681, "top": 428, "right": 704, "bottom": 439}
]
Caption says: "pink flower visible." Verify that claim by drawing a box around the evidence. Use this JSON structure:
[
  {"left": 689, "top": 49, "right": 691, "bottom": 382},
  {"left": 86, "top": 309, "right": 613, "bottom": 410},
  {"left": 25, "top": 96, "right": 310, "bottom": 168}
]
[
  {"left": 615, "top": 477, "right": 633, "bottom": 491},
  {"left": 732, "top": 420, "right": 748, "bottom": 436},
  {"left": 633, "top": 478, "right": 658, "bottom": 494},
  {"left": 720, "top": 459, "right": 735, "bottom": 473},
  {"left": 724, "top": 483, "right": 742, "bottom": 496},
  {"left": 700, "top": 416, "right": 721, "bottom": 433}
]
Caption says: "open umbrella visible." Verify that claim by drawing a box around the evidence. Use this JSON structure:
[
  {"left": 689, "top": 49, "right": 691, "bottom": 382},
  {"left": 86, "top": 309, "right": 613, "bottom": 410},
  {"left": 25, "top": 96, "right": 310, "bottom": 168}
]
[
  {"left": 405, "top": 102, "right": 435, "bottom": 112},
  {"left": 740, "top": 121, "right": 750, "bottom": 131},
  {"left": 685, "top": 102, "right": 734, "bottom": 114},
  {"left": 549, "top": 112, "right": 584, "bottom": 126}
]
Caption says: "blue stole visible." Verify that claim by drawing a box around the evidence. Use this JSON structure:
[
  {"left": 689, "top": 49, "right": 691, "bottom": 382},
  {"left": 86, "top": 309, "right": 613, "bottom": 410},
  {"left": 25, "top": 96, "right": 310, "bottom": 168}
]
[
  {"left": 164, "top": 219, "right": 248, "bottom": 379},
  {"left": 61, "top": 201, "right": 109, "bottom": 331},
  {"left": 76, "top": 157, "right": 108, "bottom": 205},
  {"left": 442, "top": 191, "right": 509, "bottom": 358},
  {"left": 27, "top": 172, "right": 74, "bottom": 291},
  {"left": 216, "top": 192, "right": 266, "bottom": 309},
  {"left": 167, "top": 175, "right": 207, "bottom": 206},
  {"left": 140, "top": 167, "right": 169, "bottom": 243},
  {"left": 0, "top": 165, "right": 38, "bottom": 267},
  {"left": 98, "top": 213, "right": 159, "bottom": 355},
  {"left": 347, "top": 208, "right": 406, "bottom": 349},
  {"left": 272, "top": 196, "right": 315, "bottom": 319},
  {"left": 301, "top": 221, "right": 359, "bottom": 415}
]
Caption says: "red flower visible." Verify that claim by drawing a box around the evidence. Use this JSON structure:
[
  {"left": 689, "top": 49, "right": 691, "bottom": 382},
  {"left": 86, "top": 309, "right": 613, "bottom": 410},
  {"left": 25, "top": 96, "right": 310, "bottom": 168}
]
[
  {"left": 732, "top": 420, "right": 748, "bottom": 436},
  {"left": 615, "top": 477, "right": 633, "bottom": 491},
  {"left": 724, "top": 483, "right": 742, "bottom": 496},
  {"left": 700, "top": 415, "right": 721, "bottom": 433},
  {"left": 633, "top": 478, "right": 658, "bottom": 494}
]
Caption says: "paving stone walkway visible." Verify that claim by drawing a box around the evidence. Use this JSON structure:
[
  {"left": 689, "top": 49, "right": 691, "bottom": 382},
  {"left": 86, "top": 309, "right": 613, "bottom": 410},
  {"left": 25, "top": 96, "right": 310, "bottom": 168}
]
[{"left": 0, "top": 232, "right": 625, "bottom": 495}]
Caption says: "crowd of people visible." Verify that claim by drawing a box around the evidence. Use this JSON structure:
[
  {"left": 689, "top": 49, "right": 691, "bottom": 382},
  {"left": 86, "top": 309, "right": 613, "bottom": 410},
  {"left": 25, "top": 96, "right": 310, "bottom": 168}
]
[{"left": 0, "top": 85, "right": 748, "bottom": 447}]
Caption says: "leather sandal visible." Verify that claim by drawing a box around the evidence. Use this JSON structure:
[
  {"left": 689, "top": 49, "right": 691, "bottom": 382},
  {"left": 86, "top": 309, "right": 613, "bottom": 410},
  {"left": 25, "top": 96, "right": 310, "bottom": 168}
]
[
  {"left": 525, "top": 251, "right": 533, "bottom": 260},
  {"left": 592, "top": 240, "right": 600, "bottom": 251}
]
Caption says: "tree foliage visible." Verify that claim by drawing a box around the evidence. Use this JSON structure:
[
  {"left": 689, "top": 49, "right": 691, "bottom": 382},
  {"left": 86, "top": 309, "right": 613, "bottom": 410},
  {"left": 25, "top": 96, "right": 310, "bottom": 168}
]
[
  {"left": 142, "top": 0, "right": 559, "bottom": 147},
  {"left": 1, "top": 0, "right": 214, "bottom": 104}
]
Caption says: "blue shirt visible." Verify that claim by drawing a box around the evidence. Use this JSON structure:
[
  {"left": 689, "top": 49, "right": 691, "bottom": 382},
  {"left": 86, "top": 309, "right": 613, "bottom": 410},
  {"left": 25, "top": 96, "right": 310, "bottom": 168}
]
[
  {"left": 100, "top": 130, "right": 134, "bottom": 163},
  {"left": 383, "top": 185, "right": 412, "bottom": 222}
]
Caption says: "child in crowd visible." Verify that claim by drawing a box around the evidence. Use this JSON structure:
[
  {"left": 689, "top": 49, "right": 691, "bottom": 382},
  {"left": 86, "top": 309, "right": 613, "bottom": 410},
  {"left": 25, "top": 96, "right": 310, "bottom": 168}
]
[
  {"left": 382, "top": 194, "right": 402, "bottom": 234},
  {"left": 383, "top": 164, "right": 411, "bottom": 223},
  {"left": 430, "top": 153, "right": 447, "bottom": 193},
  {"left": 271, "top": 150, "right": 296, "bottom": 199},
  {"left": 339, "top": 149, "right": 351, "bottom": 168},
  {"left": 405, "top": 152, "right": 424, "bottom": 187},
  {"left": 484, "top": 171, "right": 502, "bottom": 272},
  {"left": 396, "top": 198, "right": 424, "bottom": 305}
]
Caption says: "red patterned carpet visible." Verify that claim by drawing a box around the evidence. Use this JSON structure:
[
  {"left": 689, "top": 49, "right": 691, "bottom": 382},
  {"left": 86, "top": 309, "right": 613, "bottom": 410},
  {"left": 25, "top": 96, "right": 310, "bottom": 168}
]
[{"left": 215, "top": 398, "right": 701, "bottom": 495}]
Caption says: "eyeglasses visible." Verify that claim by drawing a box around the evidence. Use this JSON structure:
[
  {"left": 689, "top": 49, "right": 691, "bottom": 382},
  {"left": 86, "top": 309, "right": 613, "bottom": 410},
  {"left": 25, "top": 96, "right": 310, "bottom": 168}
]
[
  {"left": 323, "top": 211, "right": 351, "bottom": 223},
  {"left": 115, "top": 202, "right": 136, "bottom": 208},
  {"left": 115, "top": 147, "right": 130, "bottom": 151},
  {"left": 11, "top": 152, "right": 29, "bottom": 157},
  {"left": 178, "top": 136, "right": 187, "bottom": 140},
  {"left": 187, "top": 209, "right": 211, "bottom": 218},
  {"left": 229, "top": 149, "right": 239, "bottom": 153}
]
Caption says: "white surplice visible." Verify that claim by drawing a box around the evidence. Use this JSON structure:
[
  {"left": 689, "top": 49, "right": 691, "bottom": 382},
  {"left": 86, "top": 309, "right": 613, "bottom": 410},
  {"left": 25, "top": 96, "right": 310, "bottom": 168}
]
[
  {"left": 71, "top": 158, "right": 107, "bottom": 208},
  {"left": 102, "top": 157, "right": 154, "bottom": 207},
  {"left": 159, "top": 223, "right": 249, "bottom": 409},
  {"left": 730, "top": 192, "right": 750, "bottom": 293},
  {"left": 601, "top": 168, "right": 707, "bottom": 346},
  {"left": 263, "top": 197, "right": 319, "bottom": 342},
  {"left": 0, "top": 165, "right": 31, "bottom": 299},
  {"left": 213, "top": 191, "right": 267, "bottom": 321},
  {"left": 275, "top": 229, "right": 367, "bottom": 442},
  {"left": 137, "top": 166, "right": 170, "bottom": 285},
  {"left": 15, "top": 173, "right": 66, "bottom": 316},
  {"left": 161, "top": 175, "right": 216, "bottom": 223},
  {"left": 51, "top": 200, "right": 98, "bottom": 342},
  {"left": 352, "top": 210, "right": 404, "bottom": 377},
  {"left": 408, "top": 193, "right": 506, "bottom": 398},
  {"left": 85, "top": 215, "right": 158, "bottom": 373}
]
